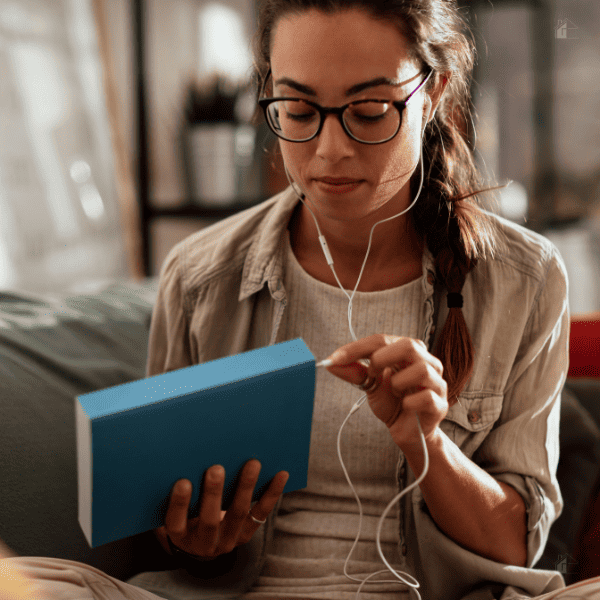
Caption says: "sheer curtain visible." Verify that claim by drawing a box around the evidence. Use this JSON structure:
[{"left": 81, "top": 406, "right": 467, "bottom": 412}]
[{"left": 0, "top": 0, "right": 139, "bottom": 295}]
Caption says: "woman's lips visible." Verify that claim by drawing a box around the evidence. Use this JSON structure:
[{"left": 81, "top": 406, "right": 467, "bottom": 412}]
[{"left": 314, "top": 178, "right": 364, "bottom": 194}]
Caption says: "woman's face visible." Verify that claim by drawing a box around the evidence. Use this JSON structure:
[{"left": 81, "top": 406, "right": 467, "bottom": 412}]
[{"left": 270, "top": 8, "right": 437, "bottom": 223}]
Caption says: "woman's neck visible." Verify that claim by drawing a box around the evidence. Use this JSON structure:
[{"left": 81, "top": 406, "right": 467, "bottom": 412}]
[{"left": 288, "top": 200, "right": 425, "bottom": 292}]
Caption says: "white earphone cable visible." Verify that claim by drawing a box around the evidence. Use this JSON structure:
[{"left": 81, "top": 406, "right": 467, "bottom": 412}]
[{"left": 282, "top": 112, "right": 431, "bottom": 599}]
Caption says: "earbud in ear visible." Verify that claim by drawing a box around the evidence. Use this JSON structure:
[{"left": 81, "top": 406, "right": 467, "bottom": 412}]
[{"left": 423, "top": 95, "right": 433, "bottom": 124}]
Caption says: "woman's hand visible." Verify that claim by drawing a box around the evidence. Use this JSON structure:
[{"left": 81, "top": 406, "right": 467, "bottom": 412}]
[
  {"left": 155, "top": 459, "right": 288, "bottom": 560},
  {"left": 322, "top": 334, "right": 448, "bottom": 452}
]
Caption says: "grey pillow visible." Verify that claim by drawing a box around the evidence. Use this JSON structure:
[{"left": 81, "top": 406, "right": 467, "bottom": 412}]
[{"left": 0, "top": 278, "right": 177, "bottom": 581}]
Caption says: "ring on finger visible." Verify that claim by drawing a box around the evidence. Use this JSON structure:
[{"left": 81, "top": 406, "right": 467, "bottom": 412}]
[
  {"left": 356, "top": 373, "right": 379, "bottom": 393},
  {"left": 356, "top": 363, "right": 402, "bottom": 394},
  {"left": 248, "top": 511, "right": 266, "bottom": 525}
]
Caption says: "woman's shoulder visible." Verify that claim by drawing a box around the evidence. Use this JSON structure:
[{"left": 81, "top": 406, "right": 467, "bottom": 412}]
[
  {"left": 181, "top": 192, "right": 287, "bottom": 260},
  {"left": 159, "top": 187, "right": 296, "bottom": 281},
  {"left": 480, "top": 210, "right": 567, "bottom": 285}
]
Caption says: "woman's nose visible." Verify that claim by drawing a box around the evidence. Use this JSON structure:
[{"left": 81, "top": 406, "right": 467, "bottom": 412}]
[{"left": 315, "top": 114, "right": 355, "bottom": 161}]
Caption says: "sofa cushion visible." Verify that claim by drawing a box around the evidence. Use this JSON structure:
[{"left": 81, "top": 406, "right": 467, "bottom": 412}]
[
  {"left": 536, "top": 381, "right": 600, "bottom": 583},
  {"left": 0, "top": 277, "right": 178, "bottom": 581}
]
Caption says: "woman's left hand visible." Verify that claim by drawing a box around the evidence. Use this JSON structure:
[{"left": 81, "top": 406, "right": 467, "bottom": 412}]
[{"left": 322, "top": 334, "right": 448, "bottom": 452}]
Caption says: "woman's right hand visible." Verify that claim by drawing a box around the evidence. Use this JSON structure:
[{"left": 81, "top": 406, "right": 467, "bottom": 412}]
[{"left": 155, "top": 459, "right": 288, "bottom": 560}]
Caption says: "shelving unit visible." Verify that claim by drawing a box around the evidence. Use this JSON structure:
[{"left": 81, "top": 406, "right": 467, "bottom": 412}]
[
  {"left": 131, "top": 0, "right": 268, "bottom": 277},
  {"left": 145, "top": 202, "right": 264, "bottom": 220}
]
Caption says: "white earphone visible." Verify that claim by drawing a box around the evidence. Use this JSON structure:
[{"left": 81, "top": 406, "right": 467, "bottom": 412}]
[
  {"left": 281, "top": 108, "right": 431, "bottom": 599},
  {"left": 423, "top": 94, "right": 433, "bottom": 127}
]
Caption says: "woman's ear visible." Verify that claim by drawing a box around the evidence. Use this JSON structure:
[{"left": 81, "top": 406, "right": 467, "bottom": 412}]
[
  {"left": 423, "top": 95, "right": 433, "bottom": 124},
  {"left": 424, "top": 72, "right": 450, "bottom": 124}
]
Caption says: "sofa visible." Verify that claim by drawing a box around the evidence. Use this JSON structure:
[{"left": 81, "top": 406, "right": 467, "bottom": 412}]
[
  {"left": 0, "top": 277, "right": 182, "bottom": 581},
  {"left": 1, "top": 277, "right": 599, "bottom": 587}
]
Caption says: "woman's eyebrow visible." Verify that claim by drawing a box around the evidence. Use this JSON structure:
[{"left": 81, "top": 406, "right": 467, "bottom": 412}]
[{"left": 274, "top": 76, "right": 404, "bottom": 98}]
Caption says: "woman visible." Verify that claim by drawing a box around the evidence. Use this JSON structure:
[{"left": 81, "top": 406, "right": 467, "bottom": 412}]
[
  {"left": 132, "top": 1, "right": 571, "bottom": 598},
  {"left": 0, "top": 1, "right": 591, "bottom": 599}
]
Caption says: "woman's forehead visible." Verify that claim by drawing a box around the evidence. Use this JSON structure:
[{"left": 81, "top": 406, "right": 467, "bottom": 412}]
[{"left": 270, "top": 9, "right": 420, "bottom": 95}]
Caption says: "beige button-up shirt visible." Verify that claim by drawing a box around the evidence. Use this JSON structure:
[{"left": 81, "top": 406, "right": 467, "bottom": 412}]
[{"left": 146, "top": 186, "right": 569, "bottom": 600}]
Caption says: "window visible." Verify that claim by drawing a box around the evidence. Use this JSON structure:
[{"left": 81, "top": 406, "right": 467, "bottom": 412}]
[{"left": 0, "top": 0, "right": 127, "bottom": 294}]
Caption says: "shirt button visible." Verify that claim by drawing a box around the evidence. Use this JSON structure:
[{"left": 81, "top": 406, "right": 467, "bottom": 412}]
[
  {"left": 467, "top": 410, "right": 480, "bottom": 423},
  {"left": 401, "top": 544, "right": 407, "bottom": 556},
  {"left": 427, "top": 271, "right": 435, "bottom": 285}
]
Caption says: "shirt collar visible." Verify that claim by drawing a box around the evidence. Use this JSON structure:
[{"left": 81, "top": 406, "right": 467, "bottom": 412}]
[
  {"left": 238, "top": 186, "right": 437, "bottom": 301},
  {"left": 239, "top": 186, "right": 299, "bottom": 302}
]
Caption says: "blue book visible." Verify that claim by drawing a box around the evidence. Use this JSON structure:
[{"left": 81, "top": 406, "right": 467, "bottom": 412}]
[{"left": 76, "top": 338, "right": 316, "bottom": 548}]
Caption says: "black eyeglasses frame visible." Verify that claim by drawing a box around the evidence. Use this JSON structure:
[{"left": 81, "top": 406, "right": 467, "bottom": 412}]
[{"left": 257, "top": 66, "right": 434, "bottom": 145}]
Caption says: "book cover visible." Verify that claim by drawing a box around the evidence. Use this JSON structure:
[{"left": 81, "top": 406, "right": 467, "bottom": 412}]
[{"left": 76, "top": 338, "right": 316, "bottom": 548}]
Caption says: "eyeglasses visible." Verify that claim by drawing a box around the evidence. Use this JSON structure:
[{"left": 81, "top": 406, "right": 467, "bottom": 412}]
[{"left": 258, "top": 67, "right": 433, "bottom": 145}]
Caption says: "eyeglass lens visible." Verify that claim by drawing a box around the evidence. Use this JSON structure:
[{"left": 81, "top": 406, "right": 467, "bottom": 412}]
[{"left": 265, "top": 100, "right": 401, "bottom": 143}]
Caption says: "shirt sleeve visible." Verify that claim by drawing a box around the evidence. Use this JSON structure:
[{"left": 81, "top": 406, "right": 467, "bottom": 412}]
[
  {"left": 146, "top": 242, "right": 193, "bottom": 378},
  {"left": 475, "top": 244, "right": 569, "bottom": 568}
]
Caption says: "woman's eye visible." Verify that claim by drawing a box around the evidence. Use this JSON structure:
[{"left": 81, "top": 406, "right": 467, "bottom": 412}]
[
  {"left": 355, "top": 113, "right": 386, "bottom": 123},
  {"left": 286, "top": 111, "right": 316, "bottom": 122},
  {"left": 350, "top": 102, "right": 390, "bottom": 122},
  {"left": 283, "top": 103, "right": 317, "bottom": 122}
]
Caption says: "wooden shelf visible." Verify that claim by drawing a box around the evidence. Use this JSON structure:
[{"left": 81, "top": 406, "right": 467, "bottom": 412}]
[
  {"left": 148, "top": 200, "right": 267, "bottom": 219},
  {"left": 132, "top": 0, "right": 276, "bottom": 276}
]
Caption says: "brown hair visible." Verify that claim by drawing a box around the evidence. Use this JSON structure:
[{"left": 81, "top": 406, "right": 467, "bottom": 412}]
[{"left": 252, "top": 0, "right": 508, "bottom": 406}]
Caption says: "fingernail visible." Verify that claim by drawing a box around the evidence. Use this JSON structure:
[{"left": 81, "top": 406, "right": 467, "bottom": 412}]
[
  {"left": 177, "top": 480, "right": 191, "bottom": 494},
  {"left": 210, "top": 465, "right": 225, "bottom": 481},
  {"left": 330, "top": 350, "right": 346, "bottom": 363},
  {"left": 248, "top": 459, "right": 261, "bottom": 475},
  {"left": 318, "top": 351, "right": 346, "bottom": 367}
]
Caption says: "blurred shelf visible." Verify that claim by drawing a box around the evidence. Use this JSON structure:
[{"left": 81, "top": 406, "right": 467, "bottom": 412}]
[
  {"left": 133, "top": 0, "right": 274, "bottom": 276},
  {"left": 148, "top": 200, "right": 267, "bottom": 219},
  {"left": 544, "top": 215, "right": 586, "bottom": 231}
]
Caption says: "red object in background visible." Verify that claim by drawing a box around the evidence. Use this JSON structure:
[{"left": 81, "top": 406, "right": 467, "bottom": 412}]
[{"left": 568, "top": 316, "right": 600, "bottom": 378}]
